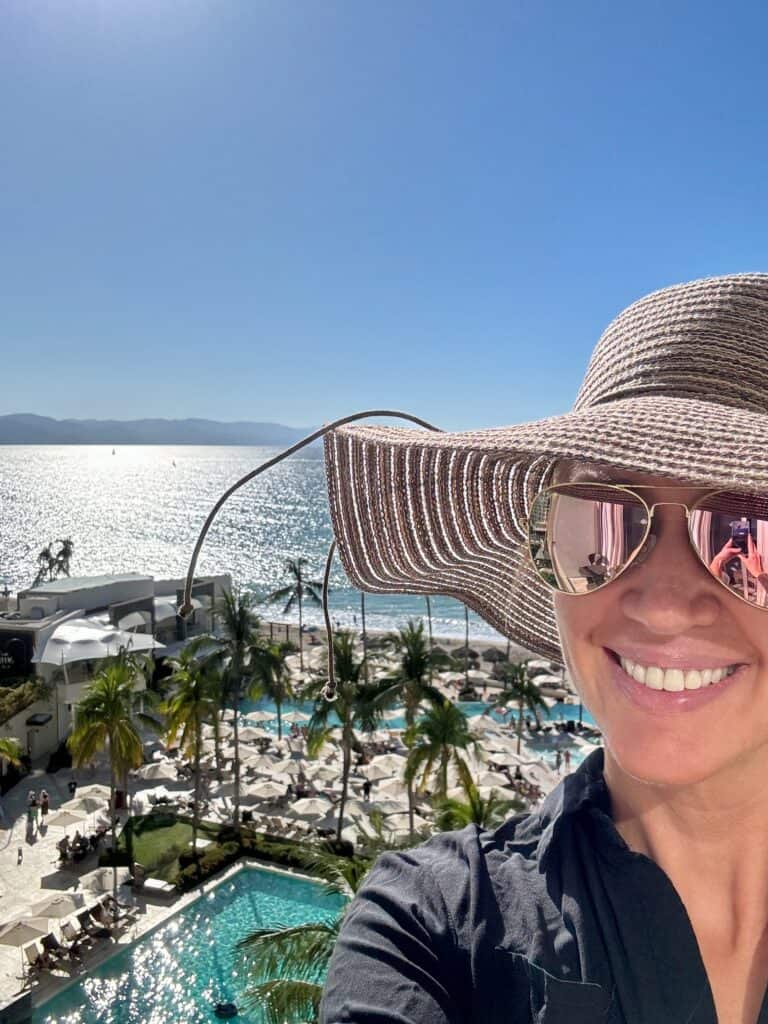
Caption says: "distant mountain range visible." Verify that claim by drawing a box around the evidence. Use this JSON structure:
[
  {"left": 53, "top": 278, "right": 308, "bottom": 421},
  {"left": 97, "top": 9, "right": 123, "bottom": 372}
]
[{"left": 0, "top": 414, "right": 320, "bottom": 446}]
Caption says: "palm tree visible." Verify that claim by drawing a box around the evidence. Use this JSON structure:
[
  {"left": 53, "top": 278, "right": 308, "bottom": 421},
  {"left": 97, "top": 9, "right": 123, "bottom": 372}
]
[
  {"left": 32, "top": 544, "right": 55, "bottom": 586},
  {"left": 432, "top": 755, "right": 522, "bottom": 831},
  {"left": 305, "top": 631, "right": 391, "bottom": 845},
  {"left": 0, "top": 737, "right": 22, "bottom": 767},
  {"left": 404, "top": 698, "right": 481, "bottom": 802},
  {"left": 490, "top": 660, "right": 549, "bottom": 754},
  {"left": 54, "top": 537, "right": 74, "bottom": 578},
  {"left": 67, "top": 652, "right": 157, "bottom": 917},
  {"left": 264, "top": 558, "right": 324, "bottom": 670},
  {"left": 373, "top": 619, "right": 446, "bottom": 836},
  {"left": 32, "top": 537, "right": 75, "bottom": 586},
  {"left": 238, "top": 844, "right": 369, "bottom": 1024},
  {"left": 210, "top": 589, "right": 265, "bottom": 828},
  {"left": 251, "top": 641, "right": 295, "bottom": 741},
  {"left": 161, "top": 639, "right": 219, "bottom": 876}
]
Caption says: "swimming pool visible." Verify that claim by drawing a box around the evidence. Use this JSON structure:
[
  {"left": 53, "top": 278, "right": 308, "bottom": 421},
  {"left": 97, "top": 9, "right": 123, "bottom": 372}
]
[
  {"left": 33, "top": 865, "right": 346, "bottom": 1023},
  {"left": 242, "top": 694, "right": 596, "bottom": 733}
]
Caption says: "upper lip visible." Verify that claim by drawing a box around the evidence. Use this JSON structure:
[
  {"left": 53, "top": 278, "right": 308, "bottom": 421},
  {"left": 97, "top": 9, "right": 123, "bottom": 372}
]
[{"left": 607, "top": 645, "right": 747, "bottom": 672}]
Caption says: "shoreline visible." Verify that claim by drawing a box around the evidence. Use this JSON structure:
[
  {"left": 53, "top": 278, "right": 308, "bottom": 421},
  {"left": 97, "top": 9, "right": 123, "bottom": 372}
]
[{"left": 257, "top": 619, "right": 542, "bottom": 665}]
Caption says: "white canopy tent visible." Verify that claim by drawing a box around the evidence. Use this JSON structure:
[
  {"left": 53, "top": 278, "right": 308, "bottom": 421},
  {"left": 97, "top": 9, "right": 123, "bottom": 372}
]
[{"left": 33, "top": 618, "right": 164, "bottom": 666}]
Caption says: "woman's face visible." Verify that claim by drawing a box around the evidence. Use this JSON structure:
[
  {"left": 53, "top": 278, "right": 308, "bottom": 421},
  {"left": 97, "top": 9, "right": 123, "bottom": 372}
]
[{"left": 552, "top": 462, "right": 768, "bottom": 787}]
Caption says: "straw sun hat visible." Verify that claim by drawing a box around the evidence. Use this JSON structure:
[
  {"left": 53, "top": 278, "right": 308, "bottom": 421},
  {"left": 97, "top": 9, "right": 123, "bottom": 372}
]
[{"left": 323, "top": 273, "right": 768, "bottom": 664}]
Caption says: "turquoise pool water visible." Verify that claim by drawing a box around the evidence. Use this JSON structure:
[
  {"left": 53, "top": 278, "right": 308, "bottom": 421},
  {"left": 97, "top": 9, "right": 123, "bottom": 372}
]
[
  {"left": 242, "top": 695, "right": 596, "bottom": 769},
  {"left": 242, "top": 694, "right": 596, "bottom": 733},
  {"left": 33, "top": 866, "right": 345, "bottom": 1023}
]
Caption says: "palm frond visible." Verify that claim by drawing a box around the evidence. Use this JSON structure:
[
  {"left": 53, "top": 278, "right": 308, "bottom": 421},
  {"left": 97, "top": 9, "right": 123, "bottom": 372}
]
[{"left": 241, "top": 976, "right": 323, "bottom": 1024}]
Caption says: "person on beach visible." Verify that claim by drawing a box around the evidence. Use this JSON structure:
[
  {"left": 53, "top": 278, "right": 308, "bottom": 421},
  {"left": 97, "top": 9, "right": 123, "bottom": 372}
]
[{"left": 319, "top": 275, "right": 768, "bottom": 1023}]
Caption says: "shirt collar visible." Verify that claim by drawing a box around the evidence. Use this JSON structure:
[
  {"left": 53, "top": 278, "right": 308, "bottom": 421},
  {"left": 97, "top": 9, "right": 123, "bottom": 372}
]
[{"left": 535, "top": 746, "right": 611, "bottom": 870}]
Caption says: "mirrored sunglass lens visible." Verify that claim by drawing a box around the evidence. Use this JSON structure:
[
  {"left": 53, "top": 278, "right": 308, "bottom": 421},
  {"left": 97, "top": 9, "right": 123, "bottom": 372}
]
[
  {"left": 529, "top": 485, "right": 649, "bottom": 594},
  {"left": 690, "top": 492, "right": 768, "bottom": 607}
]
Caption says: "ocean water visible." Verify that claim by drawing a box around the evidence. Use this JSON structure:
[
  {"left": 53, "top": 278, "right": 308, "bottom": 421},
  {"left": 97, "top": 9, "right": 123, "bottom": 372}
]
[
  {"left": 0, "top": 444, "right": 514, "bottom": 641},
  {"left": 33, "top": 864, "right": 345, "bottom": 1023}
]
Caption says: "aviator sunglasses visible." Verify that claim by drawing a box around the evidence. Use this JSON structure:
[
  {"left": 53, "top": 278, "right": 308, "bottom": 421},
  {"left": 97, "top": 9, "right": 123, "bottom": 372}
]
[{"left": 525, "top": 483, "right": 768, "bottom": 610}]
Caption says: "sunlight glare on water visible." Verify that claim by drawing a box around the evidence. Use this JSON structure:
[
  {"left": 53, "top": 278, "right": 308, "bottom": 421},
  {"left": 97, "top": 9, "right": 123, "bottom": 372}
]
[
  {"left": 34, "top": 866, "right": 345, "bottom": 1023},
  {"left": 0, "top": 444, "right": 506, "bottom": 639}
]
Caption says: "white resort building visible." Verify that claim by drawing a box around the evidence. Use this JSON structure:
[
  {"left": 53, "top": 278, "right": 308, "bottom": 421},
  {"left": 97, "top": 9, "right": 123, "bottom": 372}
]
[{"left": 0, "top": 573, "right": 231, "bottom": 766}]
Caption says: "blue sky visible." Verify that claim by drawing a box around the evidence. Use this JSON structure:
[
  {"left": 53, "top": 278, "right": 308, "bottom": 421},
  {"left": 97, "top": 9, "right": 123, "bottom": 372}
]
[{"left": 3, "top": 1, "right": 768, "bottom": 431}]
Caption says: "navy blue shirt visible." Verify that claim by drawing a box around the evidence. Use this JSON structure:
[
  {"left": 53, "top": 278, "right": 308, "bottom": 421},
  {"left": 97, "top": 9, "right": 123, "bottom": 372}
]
[{"left": 320, "top": 747, "right": 767, "bottom": 1023}]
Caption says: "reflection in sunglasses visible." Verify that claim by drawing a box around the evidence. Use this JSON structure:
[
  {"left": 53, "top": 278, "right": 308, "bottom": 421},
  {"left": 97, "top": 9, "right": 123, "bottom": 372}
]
[{"left": 528, "top": 485, "right": 768, "bottom": 608}]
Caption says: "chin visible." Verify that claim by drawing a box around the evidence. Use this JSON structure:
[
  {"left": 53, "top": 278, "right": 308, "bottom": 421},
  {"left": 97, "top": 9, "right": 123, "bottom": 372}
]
[{"left": 601, "top": 725, "right": 735, "bottom": 789}]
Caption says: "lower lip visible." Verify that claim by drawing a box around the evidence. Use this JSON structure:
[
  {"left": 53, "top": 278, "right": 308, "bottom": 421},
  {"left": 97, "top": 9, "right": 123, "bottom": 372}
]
[{"left": 607, "top": 651, "right": 747, "bottom": 715}]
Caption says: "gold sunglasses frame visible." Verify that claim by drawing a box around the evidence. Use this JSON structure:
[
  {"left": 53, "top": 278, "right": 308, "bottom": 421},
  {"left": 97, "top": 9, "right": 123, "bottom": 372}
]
[{"left": 524, "top": 483, "right": 768, "bottom": 610}]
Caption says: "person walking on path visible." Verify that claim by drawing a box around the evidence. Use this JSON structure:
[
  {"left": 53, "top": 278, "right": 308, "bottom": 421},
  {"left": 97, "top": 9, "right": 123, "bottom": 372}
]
[
  {"left": 67, "top": 777, "right": 77, "bottom": 799},
  {"left": 564, "top": 749, "right": 571, "bottom": 772},
  {"left": 362, "top": 779, "right": 372, "bottom": 801},
  {"left": 555, "top": 750, "right": 563, "bottom": 773},
  {"left": 40, "top": 789, "right": 50, "bottom": 824}
]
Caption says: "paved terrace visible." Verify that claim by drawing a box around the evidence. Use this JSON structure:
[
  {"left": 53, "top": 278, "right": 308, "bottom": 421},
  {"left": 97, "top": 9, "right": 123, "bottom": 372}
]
[{"left": 0, "top": 761, "right": 203, "bottom": 1015}]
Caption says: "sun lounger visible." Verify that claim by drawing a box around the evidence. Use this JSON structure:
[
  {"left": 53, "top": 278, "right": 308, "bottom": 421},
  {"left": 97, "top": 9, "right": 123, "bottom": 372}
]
[
  {"left": 42, "top": 931, "right": 81, "bottom": 963},
  {"left": 23, "top": 942, "right": 53, "bottom": 979},
  {"left": 143, "top": 877, "right": 176, "bottom": 898},
  {"left": 61, "top": 919, "right": 93, "bottom": 948},
  {"left": 76, "top": 909, "right": 110, "bottom": 939}
]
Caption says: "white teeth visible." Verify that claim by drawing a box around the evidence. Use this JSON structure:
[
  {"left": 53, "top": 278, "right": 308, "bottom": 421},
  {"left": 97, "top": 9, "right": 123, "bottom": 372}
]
[
  {"left": 684, "top": 670, "right": 702, "bottom": 690},
  {"left": 619, "top": 657, "right": 737, "bottom": 692}
]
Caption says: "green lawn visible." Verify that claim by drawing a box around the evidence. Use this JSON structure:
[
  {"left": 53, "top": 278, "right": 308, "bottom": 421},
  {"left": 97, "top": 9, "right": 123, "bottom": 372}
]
[{"left": 119, "top": 814, "right": 221, "bottom": 881}]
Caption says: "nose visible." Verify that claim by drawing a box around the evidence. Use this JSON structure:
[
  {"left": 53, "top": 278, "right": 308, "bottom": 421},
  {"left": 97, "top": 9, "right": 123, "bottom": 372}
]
[{"left": 619, "top": 505, "right": 722, "bottom": 633}]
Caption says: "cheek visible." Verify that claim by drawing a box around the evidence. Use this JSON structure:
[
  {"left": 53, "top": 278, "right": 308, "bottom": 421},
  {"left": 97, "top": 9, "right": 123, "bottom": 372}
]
[{"left": 553, "top": 592, "right": 614, "bottom": 687}]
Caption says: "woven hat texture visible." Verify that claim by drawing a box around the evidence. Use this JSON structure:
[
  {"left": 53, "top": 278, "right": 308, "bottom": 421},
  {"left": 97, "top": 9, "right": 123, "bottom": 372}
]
[{"left": 324, "top": 274, "right": 768, "bottom": 662}]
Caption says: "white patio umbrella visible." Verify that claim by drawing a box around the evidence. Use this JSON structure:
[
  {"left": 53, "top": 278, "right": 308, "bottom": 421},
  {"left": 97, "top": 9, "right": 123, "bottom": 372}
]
[
  {"left": 246, "top": 710, "right": 276, "bottom": 723},
  {"left": 486, "top": 751, "right": 522, "bottom": 767},
  {"left": 30, "top": 893, "right": 85, "bottom": 920},
  {"left": 32, "top": 617, "right": 164, "bottom": 666},
  {"left": 368, "top": 798, "right": 407, "bottom": 814},
  {"left": 304, "top": 764, "right": 338, "bottom": 782},
  {"left": 247, "top": 779, "right": 288, "bottom": 800},
  {"left": 368, "top": 753, "right": 406, "bottom": 774},
  {"left": 290, "top": 796, "right": 333, "bottom": 819},
  {"left": 46, "top": 810, "right": 87, "bottom": 829},
  {"left": 477, "top": 771, "right": 513, "bottom": 788},
  {"left": 363, "top": 762, "right": 395, "bottom": 782},
  {"left": 239, "top": 727, "right": 269, "bottom": 743},
  {"left": 243, "top": 754, "right": 278, "bottom": 773},
  {"left": 135, "top": 762, "right": 178, "bottom": 782},
  {"left": 375, "top": 777, "right": 407, "bottom": 797},
  {"left": 0, "top": 917, "right": 51, "bottom": 970},
  {"left": 66, "top": 794, "right": 107, "bottom": 815},
  {"left": 380, "top": 709, "right": 403, "bottom": 721},
  {"left": 282, "top": 711, "right": 311, "bottom": 723}
]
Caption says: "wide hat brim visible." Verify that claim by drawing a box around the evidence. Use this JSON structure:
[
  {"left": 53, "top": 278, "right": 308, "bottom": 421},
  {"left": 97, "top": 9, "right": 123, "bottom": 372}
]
[{"left": 324, "top": 394, "right": 768, "bottom": 664}]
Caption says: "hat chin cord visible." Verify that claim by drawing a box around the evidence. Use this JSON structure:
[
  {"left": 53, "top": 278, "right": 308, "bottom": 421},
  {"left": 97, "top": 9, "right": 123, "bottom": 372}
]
[{"left": 179, "top": 410, "right": 442, "bottom": 701}]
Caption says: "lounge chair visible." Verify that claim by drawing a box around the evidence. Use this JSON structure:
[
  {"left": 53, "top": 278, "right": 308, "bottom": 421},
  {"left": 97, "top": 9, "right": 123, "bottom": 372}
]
[
  {"left": 23, "top": 942, "right": 53, "bottom": 979},
  {"left": 143, "top": 877, "right": 176, "bottom": 898},
  {"left": 42, "top": 931, "right": 81, "bottom": 963},
  {"left": 62, "top": 919, "right": 93, "bottom": 949},
  {"left": 76, "top": 909, "right": 110, "bottom": 940}
]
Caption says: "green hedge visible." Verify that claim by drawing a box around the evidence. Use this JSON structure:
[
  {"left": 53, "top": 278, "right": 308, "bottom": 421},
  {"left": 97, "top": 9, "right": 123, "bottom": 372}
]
[
  {"left": 0, "top": 681, "right": 40, "bottom": 726},
  {"left": 175, "top": 828, "right": 326, "bottom": 892}
]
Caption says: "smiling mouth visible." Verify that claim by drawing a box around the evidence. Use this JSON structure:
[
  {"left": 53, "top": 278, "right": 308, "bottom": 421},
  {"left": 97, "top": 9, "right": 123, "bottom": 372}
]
[{"left": 608, "top": 650, "right": 742, "bottom": 692}]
